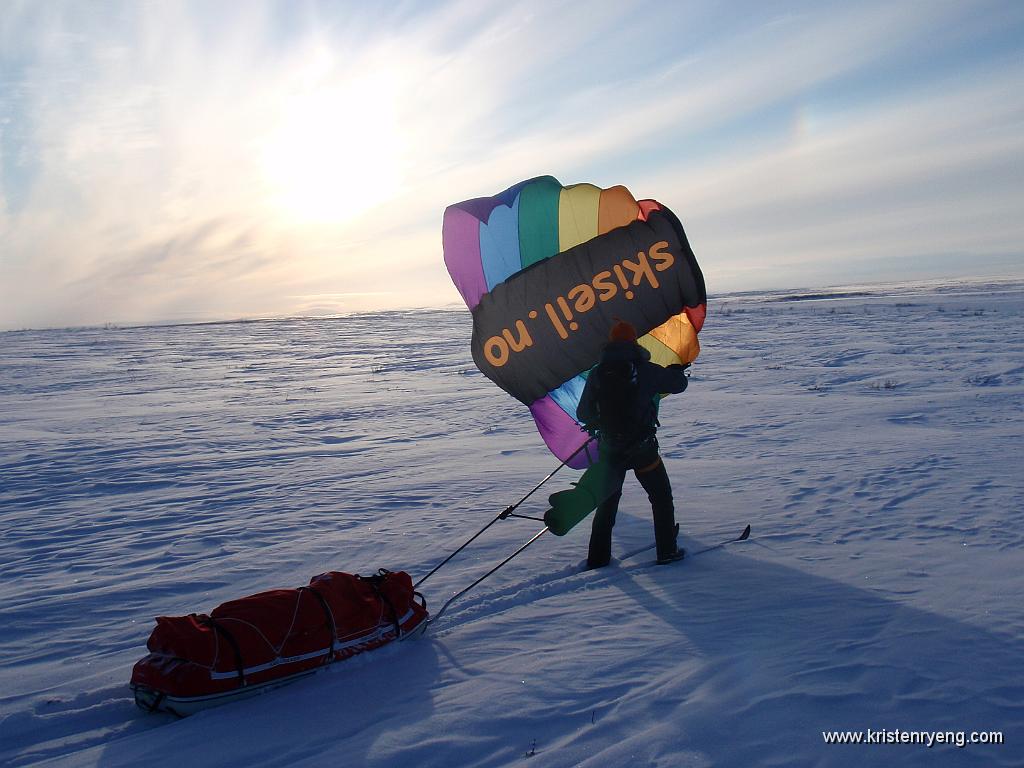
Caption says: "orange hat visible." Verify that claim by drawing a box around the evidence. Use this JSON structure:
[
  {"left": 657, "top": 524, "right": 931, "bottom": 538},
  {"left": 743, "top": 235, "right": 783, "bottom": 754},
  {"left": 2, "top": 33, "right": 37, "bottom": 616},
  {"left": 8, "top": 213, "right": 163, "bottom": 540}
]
[{"left": 608, "top": 320, "right": 637, "bottom": 343}]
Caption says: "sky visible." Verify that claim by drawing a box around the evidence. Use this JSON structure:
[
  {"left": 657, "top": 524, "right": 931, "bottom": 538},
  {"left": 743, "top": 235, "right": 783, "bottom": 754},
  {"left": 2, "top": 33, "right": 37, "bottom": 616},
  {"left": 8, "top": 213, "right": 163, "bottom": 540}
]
[{"left": 1, "top": 0, "right": 1023, "bottom": 330}]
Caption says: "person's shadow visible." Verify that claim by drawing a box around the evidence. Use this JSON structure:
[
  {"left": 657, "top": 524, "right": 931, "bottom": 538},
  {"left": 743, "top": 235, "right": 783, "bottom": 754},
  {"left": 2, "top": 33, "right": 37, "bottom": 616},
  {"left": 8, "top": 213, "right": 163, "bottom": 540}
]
[{"left": 585, "top": 538, "right": 1024, "bottom": 767}]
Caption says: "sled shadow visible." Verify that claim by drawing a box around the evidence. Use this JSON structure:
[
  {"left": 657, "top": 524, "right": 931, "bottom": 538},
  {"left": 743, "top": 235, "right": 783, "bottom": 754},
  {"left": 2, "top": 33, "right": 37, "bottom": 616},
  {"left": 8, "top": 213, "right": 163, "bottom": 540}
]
[
  {"left": 95, "top": 636, "right": 442, "bottom": 767},
  {"left": 603, "top": 543, "right": 1024, "bottom": 767}
]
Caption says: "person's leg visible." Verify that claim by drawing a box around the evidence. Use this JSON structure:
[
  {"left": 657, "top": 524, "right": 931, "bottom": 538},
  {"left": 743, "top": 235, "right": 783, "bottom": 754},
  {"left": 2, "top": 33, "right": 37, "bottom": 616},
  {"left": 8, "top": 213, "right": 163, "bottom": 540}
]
[
  {"left": 587, "top": 460, "right": 627, "bottom": 568},
  {"left": 587, "top": 490, "right": 621, "bottom": 568},
  {"left": 635, "top": 457, "right": 678, "bottom": 560}
]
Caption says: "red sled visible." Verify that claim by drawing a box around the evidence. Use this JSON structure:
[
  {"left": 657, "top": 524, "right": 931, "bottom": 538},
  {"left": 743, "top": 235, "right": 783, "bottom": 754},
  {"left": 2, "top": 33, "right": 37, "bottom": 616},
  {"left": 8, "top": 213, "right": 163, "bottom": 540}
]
[{"left": 130, "top": 569, "right": 428, "bottom": 716}]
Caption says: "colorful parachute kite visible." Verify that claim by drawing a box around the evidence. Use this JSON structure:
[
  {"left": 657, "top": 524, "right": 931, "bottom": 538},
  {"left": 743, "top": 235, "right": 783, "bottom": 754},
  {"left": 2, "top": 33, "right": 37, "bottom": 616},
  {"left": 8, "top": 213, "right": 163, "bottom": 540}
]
[{"left": 443, "top": 177, "right": 706, "bottom": 469}]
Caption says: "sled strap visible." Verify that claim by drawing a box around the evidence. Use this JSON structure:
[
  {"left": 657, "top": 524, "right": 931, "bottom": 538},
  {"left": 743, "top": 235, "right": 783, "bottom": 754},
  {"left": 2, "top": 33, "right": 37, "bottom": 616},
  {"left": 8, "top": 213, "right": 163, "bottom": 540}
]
[
  {"left": 358, "top": 572, "right": 402, "bottom": 639},
  {"left": 379, "top": 589, "right": 402, "bottom": 638},
  {"left": 197, "top": 615, "right": 246, "bottom": 687},
  {"left": 299, "top": 586, "right": 338, "bottom": 660}
]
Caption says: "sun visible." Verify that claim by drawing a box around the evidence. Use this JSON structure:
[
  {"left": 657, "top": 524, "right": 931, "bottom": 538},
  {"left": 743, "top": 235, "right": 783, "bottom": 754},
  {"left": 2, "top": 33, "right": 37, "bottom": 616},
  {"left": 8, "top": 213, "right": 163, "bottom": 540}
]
[{"left": 260, "top": 76, "right": 404, "bottom": 226}]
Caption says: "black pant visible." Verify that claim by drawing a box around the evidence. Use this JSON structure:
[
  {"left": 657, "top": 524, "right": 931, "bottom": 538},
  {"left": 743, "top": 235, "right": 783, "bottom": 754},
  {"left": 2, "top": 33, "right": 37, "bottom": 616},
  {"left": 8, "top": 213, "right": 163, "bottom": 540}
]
[{"left": 587, "top": 439, "right": 677, "bottom": 567}]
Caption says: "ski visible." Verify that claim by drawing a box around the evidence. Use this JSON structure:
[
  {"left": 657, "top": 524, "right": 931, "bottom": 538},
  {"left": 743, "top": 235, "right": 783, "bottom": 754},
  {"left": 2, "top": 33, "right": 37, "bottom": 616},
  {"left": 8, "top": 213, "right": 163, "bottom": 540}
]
[
  {"left": 687, "top": 523, "right": 751, "bottom": 557},
  {"left": 619, "top": 523, "right": 751, "bottom": 562}
]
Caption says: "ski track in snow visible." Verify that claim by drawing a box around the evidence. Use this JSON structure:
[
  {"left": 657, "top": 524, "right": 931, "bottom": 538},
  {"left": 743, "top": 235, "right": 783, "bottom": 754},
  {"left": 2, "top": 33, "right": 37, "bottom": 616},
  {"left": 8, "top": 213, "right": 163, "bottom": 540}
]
[{"left": 1, "top": 282, "right": 1023, "bottom": 767}]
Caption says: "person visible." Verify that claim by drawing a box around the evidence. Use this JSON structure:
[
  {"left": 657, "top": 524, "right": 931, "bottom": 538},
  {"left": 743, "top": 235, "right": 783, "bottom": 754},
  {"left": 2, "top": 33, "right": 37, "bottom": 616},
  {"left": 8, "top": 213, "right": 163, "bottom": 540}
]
[{"left": 576, "top": 320, "right": 690, "bottom": 568}]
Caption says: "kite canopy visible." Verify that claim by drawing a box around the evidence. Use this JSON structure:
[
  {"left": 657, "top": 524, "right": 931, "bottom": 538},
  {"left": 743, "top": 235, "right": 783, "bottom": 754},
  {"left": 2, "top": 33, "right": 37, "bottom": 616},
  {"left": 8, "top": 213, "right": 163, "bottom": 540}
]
[{"left": 443, "top": 176, "right": 706, "bottom": 468}]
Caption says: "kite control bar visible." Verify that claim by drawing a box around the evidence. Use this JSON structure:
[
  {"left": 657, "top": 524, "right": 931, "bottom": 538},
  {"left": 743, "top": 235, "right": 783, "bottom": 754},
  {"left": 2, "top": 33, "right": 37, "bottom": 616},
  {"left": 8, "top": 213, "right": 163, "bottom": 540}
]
[{"left": 413, "top": 437, "right": 595, "bottom": 592}]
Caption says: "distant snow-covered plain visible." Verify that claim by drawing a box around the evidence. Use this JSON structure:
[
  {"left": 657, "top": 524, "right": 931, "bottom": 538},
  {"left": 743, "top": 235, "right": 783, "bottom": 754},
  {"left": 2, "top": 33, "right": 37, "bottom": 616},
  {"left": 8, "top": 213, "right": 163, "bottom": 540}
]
[{"left": 1, "top": 279, "right": 1022, "bottom": 767}]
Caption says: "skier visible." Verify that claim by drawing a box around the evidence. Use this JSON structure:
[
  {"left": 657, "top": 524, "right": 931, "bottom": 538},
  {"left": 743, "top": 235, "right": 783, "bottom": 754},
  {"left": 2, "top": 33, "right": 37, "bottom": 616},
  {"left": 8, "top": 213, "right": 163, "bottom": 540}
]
[{"left": 576, "top": 320, "right": 690, "bottom": 568}]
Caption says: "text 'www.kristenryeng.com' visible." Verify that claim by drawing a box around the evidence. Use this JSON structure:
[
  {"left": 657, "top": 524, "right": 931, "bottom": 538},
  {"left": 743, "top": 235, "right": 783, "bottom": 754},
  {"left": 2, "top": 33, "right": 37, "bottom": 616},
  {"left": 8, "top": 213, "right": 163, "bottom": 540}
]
[{"left": 822, "top": 729, "right": 1004, "bottom": 749}]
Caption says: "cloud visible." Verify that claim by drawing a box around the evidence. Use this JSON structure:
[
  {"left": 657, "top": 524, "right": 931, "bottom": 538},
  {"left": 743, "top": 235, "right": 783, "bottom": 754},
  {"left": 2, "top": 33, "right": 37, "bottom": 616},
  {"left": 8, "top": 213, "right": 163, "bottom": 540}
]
[
  {"left": 1, "top": 0, "right": 1022, "bottom": 328},
  {"left": 644, "top": 63, "right": 1024, "bottom": 287}
]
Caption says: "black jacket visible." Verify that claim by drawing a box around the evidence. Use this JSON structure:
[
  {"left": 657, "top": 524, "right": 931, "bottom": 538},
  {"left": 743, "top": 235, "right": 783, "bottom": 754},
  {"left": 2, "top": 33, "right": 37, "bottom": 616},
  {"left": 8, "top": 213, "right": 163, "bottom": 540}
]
[{"left": 576, "top": 341, "right": 688, "bottom": 437}]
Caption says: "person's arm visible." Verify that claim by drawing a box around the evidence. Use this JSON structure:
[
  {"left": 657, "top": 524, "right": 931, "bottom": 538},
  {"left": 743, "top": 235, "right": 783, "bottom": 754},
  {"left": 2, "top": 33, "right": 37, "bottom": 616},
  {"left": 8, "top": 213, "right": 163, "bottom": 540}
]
[{"left": 652, "top": 362, "right": 689, "bottom": 394}]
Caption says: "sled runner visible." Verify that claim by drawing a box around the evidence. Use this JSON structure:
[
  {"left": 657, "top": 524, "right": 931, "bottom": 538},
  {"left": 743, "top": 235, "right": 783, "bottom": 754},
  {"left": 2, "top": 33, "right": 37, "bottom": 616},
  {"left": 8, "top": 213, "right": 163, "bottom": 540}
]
[{"left": 131, "top": 569, "right": 427, "bottom": 716}]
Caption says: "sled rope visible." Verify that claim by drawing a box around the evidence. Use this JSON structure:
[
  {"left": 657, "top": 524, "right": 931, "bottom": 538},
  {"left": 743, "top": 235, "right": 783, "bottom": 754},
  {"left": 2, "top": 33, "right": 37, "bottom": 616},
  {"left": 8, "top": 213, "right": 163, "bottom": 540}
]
[
  {"left": 428, "top": 526, "right": 549, "bottom": 626},
  {"left": 414, "top": 437, "right": 593, "bottom": 590}
]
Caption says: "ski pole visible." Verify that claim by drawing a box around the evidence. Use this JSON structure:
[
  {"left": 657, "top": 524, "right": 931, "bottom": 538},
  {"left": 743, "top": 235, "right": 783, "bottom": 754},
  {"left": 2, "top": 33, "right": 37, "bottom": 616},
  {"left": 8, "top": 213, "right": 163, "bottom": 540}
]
[
  {"left": 427, "top": 526, "right": 549, "bottom": 626},
  {"left": 413, "top": 436, "right": 593, "bottom": 590}
]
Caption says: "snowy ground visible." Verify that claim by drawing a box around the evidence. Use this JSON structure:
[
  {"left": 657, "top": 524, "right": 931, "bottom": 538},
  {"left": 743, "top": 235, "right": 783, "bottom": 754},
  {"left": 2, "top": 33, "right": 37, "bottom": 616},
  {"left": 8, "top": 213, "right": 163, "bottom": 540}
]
[{"left": 1, "top": 279, "right": 1022, "bottom": 767}]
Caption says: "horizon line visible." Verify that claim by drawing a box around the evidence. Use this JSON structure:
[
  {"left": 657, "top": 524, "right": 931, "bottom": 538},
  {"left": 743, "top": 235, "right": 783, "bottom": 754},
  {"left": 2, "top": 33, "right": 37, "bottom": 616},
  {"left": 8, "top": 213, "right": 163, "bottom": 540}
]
[{"left": 3, "top": 274, "right": 1022, "bottom": 335}]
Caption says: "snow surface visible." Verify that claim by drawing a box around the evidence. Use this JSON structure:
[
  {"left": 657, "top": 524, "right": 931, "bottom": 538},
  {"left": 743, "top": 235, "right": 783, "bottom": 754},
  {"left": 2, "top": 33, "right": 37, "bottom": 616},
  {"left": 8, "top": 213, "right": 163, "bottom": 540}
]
[{"left": 1, "top": 280, "right": 1023, "bottom": 767}]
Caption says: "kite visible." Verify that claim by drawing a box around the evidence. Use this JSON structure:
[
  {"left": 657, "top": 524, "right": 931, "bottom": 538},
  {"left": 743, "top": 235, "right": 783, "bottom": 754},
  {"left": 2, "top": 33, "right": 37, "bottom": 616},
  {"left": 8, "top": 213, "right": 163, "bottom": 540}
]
[{"left": 443, "top": 176, "right": 706, "bottom": 469}]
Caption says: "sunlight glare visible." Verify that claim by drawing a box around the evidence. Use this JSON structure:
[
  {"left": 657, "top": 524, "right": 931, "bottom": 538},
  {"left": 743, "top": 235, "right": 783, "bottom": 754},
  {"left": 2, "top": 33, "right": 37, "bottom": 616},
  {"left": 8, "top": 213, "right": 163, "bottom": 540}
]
[{"left": 261, "top": 73, "right": 404, "bottom": 225}]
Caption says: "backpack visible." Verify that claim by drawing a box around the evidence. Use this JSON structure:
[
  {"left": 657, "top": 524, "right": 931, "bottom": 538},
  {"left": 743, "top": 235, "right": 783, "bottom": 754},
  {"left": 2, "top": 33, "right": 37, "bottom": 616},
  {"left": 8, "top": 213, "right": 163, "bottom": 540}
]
[{"left": 592, "top": 360, "right": 656, "bottom": 443}]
